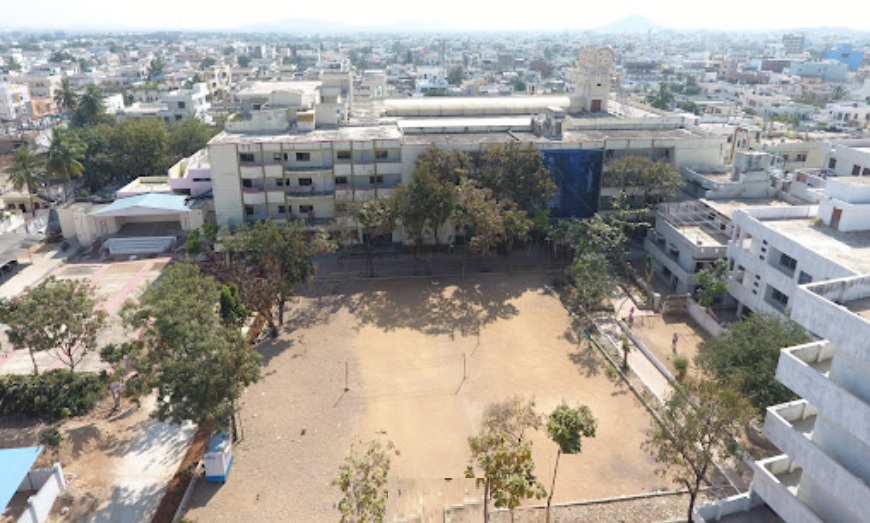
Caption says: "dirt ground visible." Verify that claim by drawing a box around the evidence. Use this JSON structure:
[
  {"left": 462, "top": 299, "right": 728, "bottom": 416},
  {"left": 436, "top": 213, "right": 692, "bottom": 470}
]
[
  {"left": 183, "top": 273, "right": 669, "bottom": 523},
  {"left": 629, "top": 314, "right": 711, "bottom": 381}
]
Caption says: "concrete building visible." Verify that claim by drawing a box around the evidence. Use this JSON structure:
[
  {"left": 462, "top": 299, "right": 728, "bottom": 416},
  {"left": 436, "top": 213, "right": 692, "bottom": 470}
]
[
  {"left": 789, "top": 61, "right": 848, "bottom": 83},
  {"left": 822, "top": 43, "right": 865, "bottom": 72},
  {"left": 117, "top": 82, "right": 211, "bottom": 124},
  {"left": 782, "top": 34, "right": 806, "bottom": 55},
  {"left": 0, "top": 83, "right": 32, "bottom": 121}
]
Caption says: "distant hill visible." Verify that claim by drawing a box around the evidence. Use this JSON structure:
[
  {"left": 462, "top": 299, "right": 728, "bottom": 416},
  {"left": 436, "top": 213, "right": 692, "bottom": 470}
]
[{"left": 593, "top": 15, "right": 663, "bottom": 34}]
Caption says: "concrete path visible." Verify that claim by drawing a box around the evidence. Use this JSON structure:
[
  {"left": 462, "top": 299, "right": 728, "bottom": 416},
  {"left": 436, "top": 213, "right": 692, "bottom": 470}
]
[{"left": 88, "top": 396, "right": 197, "bottom": 523}]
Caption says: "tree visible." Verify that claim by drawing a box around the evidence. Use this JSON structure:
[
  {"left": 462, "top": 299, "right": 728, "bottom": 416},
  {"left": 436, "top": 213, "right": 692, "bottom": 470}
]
[
  {"left": 219, "top": 283, "right": 250, "bottom": 328},
  {"left": 646, "top": 83, "right": 674, "bottom": 110},
  {"left": 545, "top": 404, "right": 596, "bottom": 523},
  {"left": 478, "top": 143, "right": 555, "bottom": 216},
  {"left": 237, "top": 55, "right": 252, "bottom": 68},
  {"left": 512, "top": 78, "right": 527, "bottom": 93},
  {"left": 695, "top": 258, "right": 728, "bottom": 307},
  {"left": 49, "top": 51, "right": 75, "bottom": 63},
  {"left": 643, "top": 381, "right": 753, "bottom": 523},
  {"left": 169, "top": 118, "right": 219, "bottom": 159},
  {"left": 39, "top": 427, "right": 63, "bottom": 462},
  {"left": 147, "top": 56, "right": 165, "bottom": 80},
  {"left": 70, "top": 124, "right": 115, "bottom": 190},
  {"left": 44, "top": 128, "right": 86, "bottom": 195},
  {"left": 393, "top": 164, "right": 457, "bottom": 260},
  {"left": 121, "top": 262, "right": 261, "bottom": 430},
  {"left": 334, "top": 436, "right": 398, "bottom": 523},
  {"left": 8, "top": 143, "right": 45, "bottom": 214},
  {"left": 499, "top": 201, "right": 532, "bottom": 270},
  {"left": 352, "top": 198, "right": 397, "bottom": 277},
  {"left": 111, "top": 118, "right": 171, "bottom": 178},
  {"left": 200, "top": 56, "right": 217, "bottom": 70},
  {"left": 466, "top": 397, "right": 546, "bottom": 523},
  {"left": 529, "top": 58, "right": 554, "bottom": 79},
  {"left": 602, "top": 157, "right": 683, "bottom": 206},
  {"left": 53, "top": 78, "right": 79, "bottom": 115},
  {"left": 221, "top": 220, "right": 320, "bottom": 329},
  {"left": 567, "top": 250, "right": 610, "bottom": 312},
  {"left": 5, "top": 56, "right": 22, "bottom": 71},
  {"left": 72, "top": 84, "right": 109, "bottom": 127},
  {"left": 696, "top": 312, "right": 811, "bottom": 415},
  {"left": 4, "top": 276, "right": 107, "bottom": 373},
  {"left": 448, "top": 66, "right": 464, "bottom": 85}
]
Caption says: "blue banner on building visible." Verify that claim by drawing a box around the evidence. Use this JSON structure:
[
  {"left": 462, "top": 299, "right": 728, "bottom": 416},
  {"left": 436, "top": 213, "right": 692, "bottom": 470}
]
[{"left": 540, "top": 149, "right": 603, "bottom": 218}]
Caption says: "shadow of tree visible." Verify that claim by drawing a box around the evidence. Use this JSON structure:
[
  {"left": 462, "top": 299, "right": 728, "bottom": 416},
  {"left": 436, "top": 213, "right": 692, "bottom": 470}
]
[
  {"left": 567, "top": 345, "right": 602, "bottom": 378},
  {"left": 351, "top": 278, "right": 532, "bottom": 339}
]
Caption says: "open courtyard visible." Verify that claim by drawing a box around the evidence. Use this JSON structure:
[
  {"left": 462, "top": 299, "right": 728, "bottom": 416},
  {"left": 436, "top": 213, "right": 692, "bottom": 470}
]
[{"left": 184, "top": 272, "right": 671, "bottom": 522}]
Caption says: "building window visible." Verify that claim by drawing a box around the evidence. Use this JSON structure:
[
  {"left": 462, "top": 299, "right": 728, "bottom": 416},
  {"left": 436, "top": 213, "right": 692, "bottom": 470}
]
[
  {"left": 770, "top": 286, "right": 789, "bottom": 307},
  {"left": 275, "top": 178, "right": 285, "bottom": 186},
  {"left": 245, "top": 206, "right": 254, "bottom": 215},
  {"left": 178, "top": 101, "right": 186, "bottom": 109},
  {"left": 796, "top": 153, "right": 807, "bottom": 162},
  {"left": 335, "top": 176, "right": 348, "bottom": 185},
  {"left": 853, "top": 164, "right": 862, "bottom": 176},
  {"left": 828, "top": 158, "right": 837, "bottom": 169},
  {"left": 864, "top": 167, "right": 870, "bottom": 176},
  {"left": 375, "top": 149, "right": 388, "bottom": 160},
  {"left": 273, "top": 153, "right": 282, "bottom": 162},
  {"left": 296, "top": 152, "right": 311, "bottom": 162},
  {"left": 336, "top": 150, "right": 351, "bottom": 161},
  {"left": 798, "top": 271, "right": 813, "bottom": 284},
  {"left": 299, "top": 205, "right": 313, "bottom": 213},
  {"left": 370, "top": 175, "right": 384, "bottom": 185},
  {"left": 278, "top": 205, "right": 287, "bottom": 214},
  {"left": 175, "top": 114, "right": 183, "bottom": 121},
  {"left": 779, "top": 252, "right": 797, "bottom": 272},
  {"left": 299, "top": 178, "right": 313, "bottom": 186},
  {"left": 239, "top": 153, "right": 255, "bottom": 164},
  {"left": 242, "top": 179, "right": 252, "bottom": 188}
]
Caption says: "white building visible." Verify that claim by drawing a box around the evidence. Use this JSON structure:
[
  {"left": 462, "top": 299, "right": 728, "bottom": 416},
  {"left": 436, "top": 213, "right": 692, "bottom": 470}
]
[
  {"left": 117, "top": 82, "right": 211, "bottom": 124},
  {"left": 0, "top": 83, "right": 32, "bottom": 121}
]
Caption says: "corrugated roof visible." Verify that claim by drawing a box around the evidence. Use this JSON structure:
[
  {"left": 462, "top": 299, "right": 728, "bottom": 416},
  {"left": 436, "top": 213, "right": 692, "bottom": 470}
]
[{"left": 89, "top": 193, "right": 190, "bottom": 217}]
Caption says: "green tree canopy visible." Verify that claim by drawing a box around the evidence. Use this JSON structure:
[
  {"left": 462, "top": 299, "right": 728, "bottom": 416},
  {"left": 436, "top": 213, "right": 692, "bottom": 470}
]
[
  {"left": 477, "top": 143, "right": 555, "bottom": 216},
  {"left": 696, "top": 312, "right": 811, "bottom": 415},
  {"left": 602, "top": 157, "right": 683, "bottom": 204},
  {"left": 72, "top": 84, "right": 110, "bottom": 127},
  {"left": 4, "top": 276, "right": 107, "bottom": 373},
  {"left": 121, "top": 262, "right": 261, "bottom": 429},
  {"left": 147, "top": 56, "right": 165, "bottom": 80},
  {"left": 45, "top": 127, "right": 85, "bottom": 183},
  {"left": 237, "top": 55, "right": 252, "bottom": 68},
  {"left": 8, "top": 143, "right": 45, "bottom": 212},
  {"left": 334, "top": 436, "right": 398, "bottom": 523},
  {"left": 111, "top": 118, "right": 172, "bottom": 178},
  {"left": 200, "top": 56, "right": 217, "bottom": 70},
  {"left": 53, "top": 78, "right": 78, "bottom": 114},
  {"left": 545, "top": 404, "right": 596, "bottom": 523},
  {"left": 644, "top": 380, "right": 753, "bottom": 523},
  {"left": 169, "top": 118, "right": 219, "bottom": 159},
  {"left": 695, "top": 258, "right": 728, "bottom": 307}
]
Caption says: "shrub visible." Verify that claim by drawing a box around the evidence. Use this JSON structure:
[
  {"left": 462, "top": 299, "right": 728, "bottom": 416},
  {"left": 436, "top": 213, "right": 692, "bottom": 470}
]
[
  {"left": 0, "top": 370, "right": 107, "bottom": 419},
  {"left": 673, "top": 354, "right": 689, "bottom": 381}
]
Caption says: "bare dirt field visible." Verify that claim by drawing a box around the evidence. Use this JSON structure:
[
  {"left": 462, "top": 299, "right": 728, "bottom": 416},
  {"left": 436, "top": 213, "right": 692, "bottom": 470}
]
[
  {"left": 183, "top": 273, "right": 670, "bottom": 523},
  {"left": 629, "top": 314, "right": 711, "bottom": 381}
]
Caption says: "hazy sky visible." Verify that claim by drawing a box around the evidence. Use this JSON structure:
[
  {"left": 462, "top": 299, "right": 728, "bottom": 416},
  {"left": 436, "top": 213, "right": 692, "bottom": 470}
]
[{"left": 3, "top": 0, "right": 869, "bottom": 32}]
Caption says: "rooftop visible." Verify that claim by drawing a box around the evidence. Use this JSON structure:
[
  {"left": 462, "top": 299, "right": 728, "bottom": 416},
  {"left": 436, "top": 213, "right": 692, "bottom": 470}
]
[
  {"left": 763, "top": 217, "right": 870, "bottom": 274},
  {"left": 210, "top": 125, "right": 403, "bottom": 145},
  {"left": 236, "top": 81, "right": 321, "bottom": 98}
]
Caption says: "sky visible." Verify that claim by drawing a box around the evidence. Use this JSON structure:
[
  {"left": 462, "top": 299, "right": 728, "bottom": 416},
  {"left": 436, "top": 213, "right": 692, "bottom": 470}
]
[{"left": 3, "top": 0, "right": 869, "bottom": 32}]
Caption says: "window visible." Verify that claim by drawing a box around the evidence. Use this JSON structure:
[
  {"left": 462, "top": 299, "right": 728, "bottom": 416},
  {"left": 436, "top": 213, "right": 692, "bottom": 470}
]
[
  {"left": 178, "top": 101, "right": 186, "bottom": 109},
  {"left": 239, "top": 153, "right": 255, "bottom": 164},
  {"left": 853, "top": 164, "right": 862, "bottom": 176},
  {"left": 336, "top": 150, "right": 351, "bottom": 161},
  {"left": 370, "top": 175, "right": 384, "bottom": 185},
  {"left": 174, "top": 114, "right": 183, "bottom": 121},
  {"left": 296, "top": 152, "right": 311, "bottom": 162},
  {"left": 335, "top": 176, "right": 348, "bottom": 185},
  {"left": 299, "top": 205, "right": 313, "bottom": 213},
  {"left": 244, "top": 206, "right": 254, "bottom": 215},
  {"left": 375, "top": 149, "right": 388, "bottom": 160},
  {"left": 798, "top": 271, "right": 813, "bottom": 284},
  {"left": 299, "top": 178, "right": 313, "bottom": 186},
  {"left": 782, "top": 154, "right": 790, "bottom": 161},
  {"left": 242, "top": 179, "right": 252, "bottom": 188},
  {"left": 770, "top": 287, "right": 789, "bottom": 307},
  {"left": 828, "top": 158, "right": 837, "bottom": 169},
  {"left": 796, "top": 153, "right": 807, "bottom": 162},
  {"left": 779, "top": 252, "right": 797, "bottom": 272},
  {"left": 278, "top": 205, "right": 287, "bottom": 214},
  {"left": 864, "top": 167, "right": 870, "bottom": 176},
  {"left": 275, "top": 178, "right": 285, "bottom": 186},
  {"left": 273, "top": 153, "right": 282, "bottom": 162}
]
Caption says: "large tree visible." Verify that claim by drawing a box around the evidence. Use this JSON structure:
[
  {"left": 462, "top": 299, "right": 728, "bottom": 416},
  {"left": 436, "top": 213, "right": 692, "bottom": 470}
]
[
  {"left": 644, "top": 381, "right": 753, "bottom": 523},
  {"left": 4, "top": 276, "right": 107, "bottom": 373},
  {"left": 696, "top": 312, "right": 811, "bottom": 415},
  {"left": 169, "top": 118, "right": 219, "bottom": 159},
  {"left": 72, "top": 84, "right": 109, "bottom": 127},
  {"left": 393, "top": 164, "right": 457, "bottom": 257},
  {"left": 466, "top": 397, "right": 547, "bottom": 522},
  {"left": 545, "top": 404, "right": 596, "bottom": 523},
  {"left": 8, "top": 143, "right": 45, "bottom": 214},
  {"left": 478, "top": 143, "right": 555, "bottom": 216},
  {"left": 121, "top": 262, "right": 261, "bottom": 429},
  {"left": 45, "top": 128, "right": 85, "bottom": 200},
  {"left": 334, "top": 436, "right": 398, "bottom": 523},
  {"left": 602, "top": 156, "right": 683, "bottom": 206},
  {"left": 352, "top": 197, "right": 397, "bottom": 278},
  {"left": 71, "top": 123, "right": 115, "bottom": 190},
  {"left": 111, "top": 118, "right": 171, "bottom": 178}
]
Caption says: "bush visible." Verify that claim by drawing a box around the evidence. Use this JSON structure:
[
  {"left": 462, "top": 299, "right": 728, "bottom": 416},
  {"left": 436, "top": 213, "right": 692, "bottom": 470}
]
[
  {"left": 0, "top": 370, "right": 107, "bottom": 419},
  {"left": 673, "top": 354, "right": 689, "bottom": 381}
]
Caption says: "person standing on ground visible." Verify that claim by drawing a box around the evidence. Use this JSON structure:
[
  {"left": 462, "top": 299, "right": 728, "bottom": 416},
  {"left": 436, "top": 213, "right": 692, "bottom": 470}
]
[{"left": 672, "top": 332, "right": 679, "bottom": 352}]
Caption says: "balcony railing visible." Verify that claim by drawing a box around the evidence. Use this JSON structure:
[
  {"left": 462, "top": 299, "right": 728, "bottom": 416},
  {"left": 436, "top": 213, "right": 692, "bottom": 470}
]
[{"left": 286, "top": 188, "right": 335, "bottom": 197}]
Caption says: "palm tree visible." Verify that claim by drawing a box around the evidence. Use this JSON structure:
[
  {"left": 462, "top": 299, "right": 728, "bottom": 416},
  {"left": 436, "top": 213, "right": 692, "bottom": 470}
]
[
  {"left": 45, "top": 128, "right": 85, "bottom": 201},
  {"left": 54, "top": 79, "right": 79, "bottom": 115},
  {"left": 8, "top": 144, "right": 45, "bottom": 215},
  {"left": 72, "top": 84, "right": 107, "bottom": 127}
]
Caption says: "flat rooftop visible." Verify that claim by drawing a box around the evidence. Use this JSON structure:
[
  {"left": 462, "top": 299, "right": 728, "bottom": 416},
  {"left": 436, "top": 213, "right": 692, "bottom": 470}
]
[
  {"left": 210, "top": 125, "right": 403, "bottom": 145},
  {"left": 236, "top": 81, "right": 322, "bottom": 98},
  {"left": 763, "top": 218, "right": 870, "bottom": 274},
  {"left": 704, "top": 197, "right": 793, "bottom": 219},
  {"left": 402, "top": 127, "right": 708, "bottom": 146}
]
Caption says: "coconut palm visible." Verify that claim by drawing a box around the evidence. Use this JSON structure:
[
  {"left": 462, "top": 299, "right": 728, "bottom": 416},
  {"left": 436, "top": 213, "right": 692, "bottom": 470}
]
[
  {"left": 45, "top": 128, "right": 85, "bottom": 200},
  {"left": 53, "top": 78, "right": 79, "bottom": 115},
  {"left": 72, "top": 84, "right": 107, "bottom": 127},
  {"left": 8, "top": 143, "right": 45, "bottom": 214}
]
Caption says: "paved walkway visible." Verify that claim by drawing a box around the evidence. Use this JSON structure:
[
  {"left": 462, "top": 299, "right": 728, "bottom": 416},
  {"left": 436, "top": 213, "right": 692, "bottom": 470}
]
[{"left": 88, "top": 395, "right": 197, "bottom": 523}]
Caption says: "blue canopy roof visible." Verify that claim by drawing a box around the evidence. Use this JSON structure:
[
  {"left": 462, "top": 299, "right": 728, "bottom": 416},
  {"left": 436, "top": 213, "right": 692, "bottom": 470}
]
[
  {"left": 89, "top": 193, "right": 190, "bottom": 217},
  {"left": 0, "top": 446, "right": 42, "bottom": 510}
]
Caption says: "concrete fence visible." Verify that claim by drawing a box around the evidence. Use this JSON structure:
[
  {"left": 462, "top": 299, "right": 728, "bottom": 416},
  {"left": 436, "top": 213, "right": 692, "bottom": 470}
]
[
  {"left": 15, "top": 463, "right": 66, "bottom": 523},
  {"left": 686, "top": 297, "right": 726, "bottom": 337}
]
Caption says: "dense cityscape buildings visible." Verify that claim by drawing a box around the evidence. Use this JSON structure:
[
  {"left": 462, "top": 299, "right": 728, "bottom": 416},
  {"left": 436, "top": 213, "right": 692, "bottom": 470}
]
[{"left": 1, "top": 10, "right": 870, "bottom": 523}]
